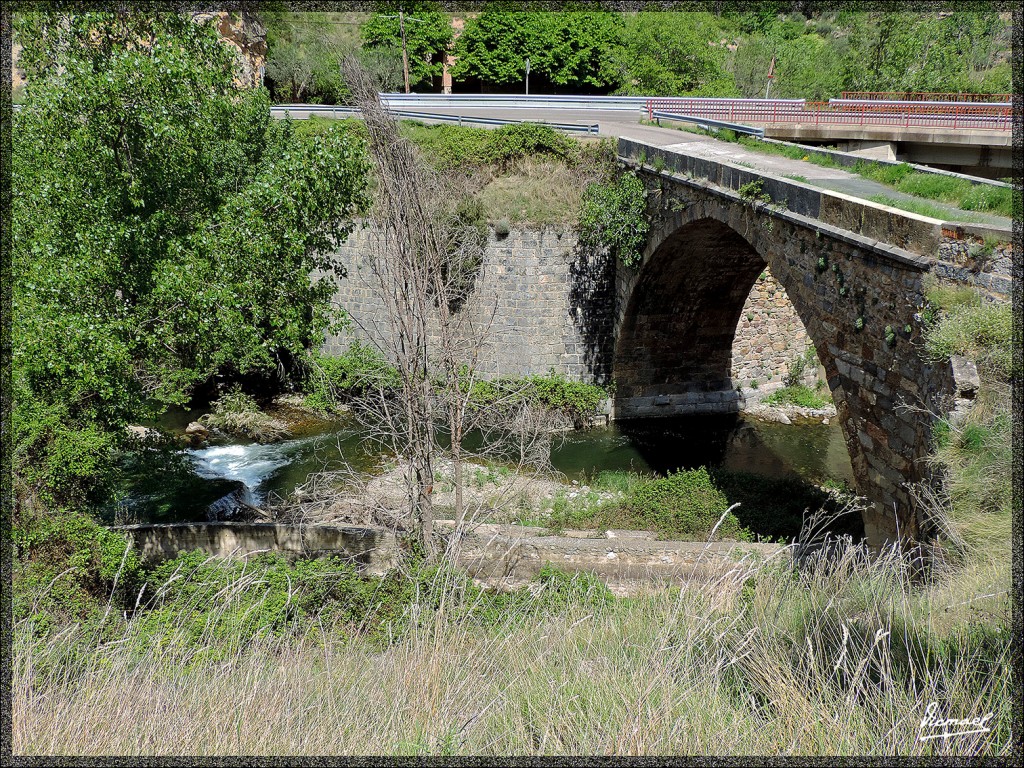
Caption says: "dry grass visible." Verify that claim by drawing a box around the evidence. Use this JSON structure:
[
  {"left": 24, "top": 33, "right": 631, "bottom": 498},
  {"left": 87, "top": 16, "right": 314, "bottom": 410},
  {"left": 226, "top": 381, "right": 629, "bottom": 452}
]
[
  {"left": 12, "top": 531, "right": 1012, "bottom": 757},
  {"left": 478, "top": 157, "right": 594, "bottom": 226}
]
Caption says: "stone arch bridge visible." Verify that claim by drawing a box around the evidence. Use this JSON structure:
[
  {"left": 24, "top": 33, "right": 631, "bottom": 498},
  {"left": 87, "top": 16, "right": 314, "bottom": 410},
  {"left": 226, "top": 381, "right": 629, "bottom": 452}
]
[
  {"left": 610, "top": 141, "right": 959, "bottom": 546},
  {"left": 329, "top": 139, "right": 1009, "bottom": 546}
]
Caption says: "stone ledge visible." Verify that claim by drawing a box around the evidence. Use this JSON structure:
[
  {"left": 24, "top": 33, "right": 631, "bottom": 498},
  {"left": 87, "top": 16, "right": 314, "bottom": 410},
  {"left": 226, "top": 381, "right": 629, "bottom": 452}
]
[
  {"left": 109, "top": 521, "right": 786, "bottom": 597},
  {"left": 618, "top": 137, "right": 940, "bottom": 264}
]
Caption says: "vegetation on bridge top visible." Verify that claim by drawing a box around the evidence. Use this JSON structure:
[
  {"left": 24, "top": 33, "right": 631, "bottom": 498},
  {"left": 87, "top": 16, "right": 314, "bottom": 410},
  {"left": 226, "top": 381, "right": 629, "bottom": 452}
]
[{"left": 672, "top": 124, "right": 1013, "bottom": 219}]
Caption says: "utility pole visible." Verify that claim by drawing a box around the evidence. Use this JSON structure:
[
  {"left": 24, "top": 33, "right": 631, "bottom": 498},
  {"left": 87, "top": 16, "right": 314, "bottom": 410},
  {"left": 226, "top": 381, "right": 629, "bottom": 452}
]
[
  {"left": 379, "top": 8, "right": 425, "bottom": 94},
  {"left": 399, "top": 10, "right": 410, "bottom": 94},
  {"left": 525, "top": 57, "right": 530, "bottom": 96}
]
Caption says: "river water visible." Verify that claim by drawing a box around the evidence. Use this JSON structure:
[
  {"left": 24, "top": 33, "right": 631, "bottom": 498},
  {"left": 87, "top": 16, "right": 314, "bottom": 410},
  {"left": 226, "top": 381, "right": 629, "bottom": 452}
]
[{"left": 117, "top": 407, "right": 854, "bottom": 525}]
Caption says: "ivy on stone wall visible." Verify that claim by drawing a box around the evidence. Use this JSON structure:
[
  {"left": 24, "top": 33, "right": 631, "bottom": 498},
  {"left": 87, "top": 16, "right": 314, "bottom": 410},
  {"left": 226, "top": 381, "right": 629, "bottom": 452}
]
[{"left": 578, "top": 171, "right": 649, "bottom": 268}]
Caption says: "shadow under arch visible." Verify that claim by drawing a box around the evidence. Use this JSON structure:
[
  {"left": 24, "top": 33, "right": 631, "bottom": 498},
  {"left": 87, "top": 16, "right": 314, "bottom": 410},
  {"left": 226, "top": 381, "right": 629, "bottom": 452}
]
[{"left": 613, "top": 216, "right": 832, "bottom": 415}]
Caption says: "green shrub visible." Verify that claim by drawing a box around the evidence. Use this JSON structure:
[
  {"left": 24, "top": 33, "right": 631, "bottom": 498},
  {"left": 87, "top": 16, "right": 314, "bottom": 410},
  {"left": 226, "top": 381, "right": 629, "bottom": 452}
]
[
  {"left": 469, "top": 372, "right": 606, "bottom": 429},
  {"left": 135, "top": 551, "right": 463, "bottom": 657},
  {"left": 304, "top": 344, "right": 401, "bottom": 411},
  {"left": 623, "top": 468, "right": 741, "bottom": 539},
  {"left": 763, "top": 384, "right": 830, "bottom": 409},
  {"left": 13, "top": 508, "right": 141, "bottom": 632},
  {"left": 485, "top": 122, "right": 577, "bottom": 167},
  {"left": 578, "top": 171, "right": 649, "bottom": 267},
  {"left": 532, "top": 563, "right": 614, "bottom": 611},
  {"left": 923, "top": 300, "right": 1012, "bottom": 380},
  {"left": 200, "top": 386, "right": 289, "bottom": 442},
  {"left": 400, "top": 121, "right": 577, "bottom": 173},
  {"left": 400, "top": 122, "right": 494, "bottom": 171},
  {"left": 783, "top": 347, "right": 817, "bottom": 388}
]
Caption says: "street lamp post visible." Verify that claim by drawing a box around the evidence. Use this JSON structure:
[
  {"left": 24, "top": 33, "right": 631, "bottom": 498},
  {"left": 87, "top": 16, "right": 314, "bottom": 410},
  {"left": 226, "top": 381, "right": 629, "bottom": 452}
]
[{"left": 525, "top": 57, "right": 530, "bottom": 96}]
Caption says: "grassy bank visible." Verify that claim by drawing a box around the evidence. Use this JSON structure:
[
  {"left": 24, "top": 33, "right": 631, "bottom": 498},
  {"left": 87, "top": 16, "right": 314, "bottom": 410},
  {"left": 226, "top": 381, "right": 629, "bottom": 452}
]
[
  {"left": 532, "top": 468, "right": 858, "bottom": 543},
  {"left": 293, "top": 117, "right": 616, "bottom": 226},
  {"left": 12, "top": 540, "right": 1010, "bottom": 756}
]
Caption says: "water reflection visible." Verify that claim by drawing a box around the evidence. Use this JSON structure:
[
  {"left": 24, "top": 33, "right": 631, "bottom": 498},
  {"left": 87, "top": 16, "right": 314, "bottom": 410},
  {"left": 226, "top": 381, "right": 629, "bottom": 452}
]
[{"left": 550, "top": 415, "right": 854, "bottom": 486}]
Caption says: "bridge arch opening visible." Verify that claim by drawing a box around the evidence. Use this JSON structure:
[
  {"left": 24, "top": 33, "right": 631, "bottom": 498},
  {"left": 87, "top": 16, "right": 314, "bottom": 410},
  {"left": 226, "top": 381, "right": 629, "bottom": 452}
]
[{"left": 613, "top": 217, "right": 828, "bottom": 418}]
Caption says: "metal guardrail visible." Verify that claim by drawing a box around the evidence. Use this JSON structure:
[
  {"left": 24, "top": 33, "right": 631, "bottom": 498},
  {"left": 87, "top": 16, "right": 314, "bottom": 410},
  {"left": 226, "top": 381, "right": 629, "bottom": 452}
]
[
  {"left": 650, "top": 110, "right": 764, "bottom": 138},
  {"left": 378, "top": 93, "right": 649, "bottom": 111},
  {"left": 271, "top": 103, "right": 599, "bottom": 133},
  {"left": 646, "top": 98, "right": 1013, "bottom": 131},
  {"left": 840, "top": 91, "right": 1012, "bottom": 103}
]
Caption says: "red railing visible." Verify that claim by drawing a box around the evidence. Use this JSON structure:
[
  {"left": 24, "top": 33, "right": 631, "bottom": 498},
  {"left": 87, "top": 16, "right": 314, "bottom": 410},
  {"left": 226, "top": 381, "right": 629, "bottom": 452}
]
[
  {"left": 646, "top": 98, "right": 1014, "bottom": 131},
  {"left": 840, "top": 91, "right": 1012, "bottom": 103}
]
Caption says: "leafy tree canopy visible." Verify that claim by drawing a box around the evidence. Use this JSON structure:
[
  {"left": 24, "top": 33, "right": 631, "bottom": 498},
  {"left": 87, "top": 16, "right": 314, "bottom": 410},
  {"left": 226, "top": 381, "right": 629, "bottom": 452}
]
[
  {"left": 12, "top": 11, "right": 370, "bottom": 507},
  {"left": 452, "top": 10, "right": 621, "bottom": 91},
  {"left": 613, "top": 12, "right": 739, "bottom": 97}
]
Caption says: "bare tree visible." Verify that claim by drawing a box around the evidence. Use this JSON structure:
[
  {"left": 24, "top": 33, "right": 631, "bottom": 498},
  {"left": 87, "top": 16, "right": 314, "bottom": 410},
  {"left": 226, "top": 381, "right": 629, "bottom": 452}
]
[
  {"left": 342, "top": 57, "right": 497, "bottom": 559},
  {"left": 326, "top": 59, "right": 585, "bottom": 563}
]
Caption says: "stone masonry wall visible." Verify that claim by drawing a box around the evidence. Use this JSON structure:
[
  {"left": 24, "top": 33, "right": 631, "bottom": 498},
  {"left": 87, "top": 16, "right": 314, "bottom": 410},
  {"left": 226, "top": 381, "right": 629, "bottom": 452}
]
[
  {"left": 731, "top": 268, "right": 815, "bottom": 390},
  {"left": 326, "top": 224, "right": 602, "bottom": 380},
  {"left": 933, "top": 235, "right": 1013, "bottom": 300},
  {"left": 327, "top": 223, "right": 810, "bottom": 394}
]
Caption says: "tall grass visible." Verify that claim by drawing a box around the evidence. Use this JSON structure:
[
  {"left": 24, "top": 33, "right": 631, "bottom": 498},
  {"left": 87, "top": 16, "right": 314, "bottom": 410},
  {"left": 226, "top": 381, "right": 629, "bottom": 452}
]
[
  {"left": 921, "top": 283, "right": 1013, "bottom": 565},
  {"left": 866, "top": 195, "right": 984, "bottom": 223},
  {"left": 12, "top": 527, "right": 1012, "bottom": 756}
]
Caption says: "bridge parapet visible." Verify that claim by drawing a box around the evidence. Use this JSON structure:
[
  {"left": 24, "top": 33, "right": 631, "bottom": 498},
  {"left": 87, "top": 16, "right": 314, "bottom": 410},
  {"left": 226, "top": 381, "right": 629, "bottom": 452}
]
[{"left": 618, "top": 138, "right": 948, "bottom": 259}]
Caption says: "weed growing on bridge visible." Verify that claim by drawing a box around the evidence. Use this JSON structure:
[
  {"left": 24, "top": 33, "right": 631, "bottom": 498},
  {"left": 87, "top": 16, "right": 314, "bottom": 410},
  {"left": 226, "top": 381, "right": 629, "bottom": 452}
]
[
  {"left": 919, "top": 280, "right": 1011, "bottom": 569},
  {"left": 578, "top": 171, "right": 649, "bottom": 268},
  {"left": 738, "top": 179, "right": 770, "bottom": 204},
  {"left": 867, "top": 195, "right": 985, "bottom": 223}
]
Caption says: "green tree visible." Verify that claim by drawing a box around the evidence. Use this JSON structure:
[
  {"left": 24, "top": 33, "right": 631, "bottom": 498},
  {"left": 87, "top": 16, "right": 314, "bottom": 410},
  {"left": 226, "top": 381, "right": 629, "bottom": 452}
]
[
  {"left": 361, "top": 2, "right": 453, "bottom": 90},
  {"left": 732, "top": 32, "right": 845, "bottom": 99},
  {"left": 612, "top": 12, "right": 738, "bottom": 96},
  {"left": 840, "top": 11, "right": 1010, "bottom": 95},
  {"left": 452, "top": 10, "right": 620, "bottom": 92},
  {"left": 262, "top": 11, "right": 370, "bottom": 103},
  {"left": 12, "top": 11, "right": 370, "bottom": 508}
]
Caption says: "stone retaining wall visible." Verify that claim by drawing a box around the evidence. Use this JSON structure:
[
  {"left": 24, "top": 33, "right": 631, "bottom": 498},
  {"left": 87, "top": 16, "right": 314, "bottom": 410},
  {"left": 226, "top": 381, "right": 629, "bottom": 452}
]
[
  {"left": 114, "top": 523, "right": 402, "bottom": 575},
  {"left": 327, "top": 225, "right": 596, "bottom": 380},
  {"left": 933, "top": 235, "right": 1013, "bottom": 300},
  {"left": 112, "top": 522, "right": 786, "bottom": 596},
  {"left": 732, "top": 269, "right": 815, "bottom": 390}
]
